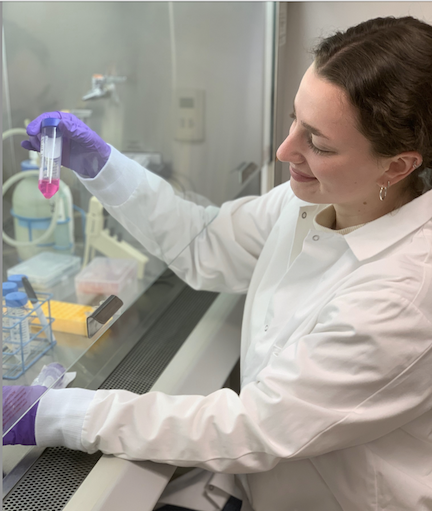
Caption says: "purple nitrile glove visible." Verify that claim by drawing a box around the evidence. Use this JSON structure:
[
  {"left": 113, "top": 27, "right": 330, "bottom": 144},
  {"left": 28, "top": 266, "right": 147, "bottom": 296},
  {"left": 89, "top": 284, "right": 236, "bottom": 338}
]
[
  {"left": 3, "top": 386, "right": 47, "bottom": 446},
  {"left": 21, "top": 111, "right": 111, "bottom": 178}
]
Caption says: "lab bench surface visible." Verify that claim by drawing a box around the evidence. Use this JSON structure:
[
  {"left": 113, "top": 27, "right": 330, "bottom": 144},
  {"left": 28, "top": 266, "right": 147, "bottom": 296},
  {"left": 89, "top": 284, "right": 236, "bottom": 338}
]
[{"left": 3, "top": 271, "right": 244, "bottom": 511}]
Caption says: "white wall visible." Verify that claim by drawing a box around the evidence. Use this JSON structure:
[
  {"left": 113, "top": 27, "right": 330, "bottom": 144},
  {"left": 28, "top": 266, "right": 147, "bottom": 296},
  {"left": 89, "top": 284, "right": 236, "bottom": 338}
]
[
  {"left": 130, "top": 2, "right": 267, "bottom": 203},
  {"left": 278, "top": 2, "right": 432, "bottom": 165}
]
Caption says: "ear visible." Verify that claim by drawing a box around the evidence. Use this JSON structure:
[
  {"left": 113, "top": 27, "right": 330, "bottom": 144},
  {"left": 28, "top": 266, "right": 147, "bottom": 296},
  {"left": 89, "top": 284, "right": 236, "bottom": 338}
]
[{"left": 380, "top": 151, "right": 423, "bottom": 186}]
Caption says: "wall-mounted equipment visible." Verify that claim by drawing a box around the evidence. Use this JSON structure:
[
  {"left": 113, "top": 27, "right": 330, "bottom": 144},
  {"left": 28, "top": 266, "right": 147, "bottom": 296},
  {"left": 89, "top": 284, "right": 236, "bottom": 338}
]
[{"left": 174, "top": 89, "right": 205, "bottom": 142}]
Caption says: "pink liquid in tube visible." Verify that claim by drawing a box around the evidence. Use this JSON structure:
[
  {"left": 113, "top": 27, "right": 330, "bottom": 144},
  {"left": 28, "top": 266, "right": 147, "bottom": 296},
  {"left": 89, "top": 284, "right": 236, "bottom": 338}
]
[
  {"left": 39, "top": 118, "right": 62, "bottom": 199},
  {"left": 38, "top": 179, "right": 60, "bottom": 199}
]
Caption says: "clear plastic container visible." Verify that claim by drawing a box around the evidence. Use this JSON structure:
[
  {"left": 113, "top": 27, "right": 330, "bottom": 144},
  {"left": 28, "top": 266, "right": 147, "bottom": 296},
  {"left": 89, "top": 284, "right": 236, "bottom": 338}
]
[
  {"left": 7, "top": 252, "right": 81, "bottom": 300},
  {"left": 3, "top": 291, "right": 56, "bottom": 380},
  {"left": 32, "top": 362, "right": 66, "bottom": 388},
  {"left": 2, "top": 282, "right": 18, "bottom": 313},
  {"left": 75, "top": 257, "right": 138, "bottom": 296},
  {"left": 4, "top": 291, "right": 31, "bottom": 362},
  {"left": 38, "top": 118, "right": 62, "bottom": 199}
]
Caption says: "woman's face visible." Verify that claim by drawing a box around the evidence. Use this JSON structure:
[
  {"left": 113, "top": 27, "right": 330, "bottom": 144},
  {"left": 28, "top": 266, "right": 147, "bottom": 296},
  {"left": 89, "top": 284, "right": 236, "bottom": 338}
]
[{"left": 276, "top": 64, "right": 394, "bottom": 224}]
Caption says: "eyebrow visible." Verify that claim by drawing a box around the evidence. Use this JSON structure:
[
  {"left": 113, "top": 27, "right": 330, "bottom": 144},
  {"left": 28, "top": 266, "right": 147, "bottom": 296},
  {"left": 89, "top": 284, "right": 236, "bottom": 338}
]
[
  {"left": 301, "top": 121, "right": 330, "bottom": 140},
  {"left": 293, "top": 101, "right": 330, "bottom": 140}
]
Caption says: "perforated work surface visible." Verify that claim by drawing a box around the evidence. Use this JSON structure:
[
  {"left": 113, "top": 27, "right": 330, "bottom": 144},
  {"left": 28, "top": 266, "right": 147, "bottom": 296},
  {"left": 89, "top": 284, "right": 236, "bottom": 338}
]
[
  {"left": 2, "top": 448, "right": 103, "bottom": 511},
  {"left": 99, "top": 287, "right": 218, "bottom": 394},
  {"left": 3, "top": 286, "right": 218, "bottom": 511}
]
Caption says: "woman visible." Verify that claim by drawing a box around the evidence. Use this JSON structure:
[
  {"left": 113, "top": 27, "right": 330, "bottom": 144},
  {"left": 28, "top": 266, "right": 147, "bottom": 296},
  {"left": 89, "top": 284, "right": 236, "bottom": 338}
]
[{"left": 6, "top": 16, "right": 432, "bottom": 511}]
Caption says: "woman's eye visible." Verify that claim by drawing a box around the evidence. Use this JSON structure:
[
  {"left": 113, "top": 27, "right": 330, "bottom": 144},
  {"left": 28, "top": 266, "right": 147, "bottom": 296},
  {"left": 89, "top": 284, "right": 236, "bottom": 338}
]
[
  {"left": 290, "top": 111, "right": 332, "bottom": 156},
  {"left": 306, "top": 136, "right": 330, "bottom": 156}
]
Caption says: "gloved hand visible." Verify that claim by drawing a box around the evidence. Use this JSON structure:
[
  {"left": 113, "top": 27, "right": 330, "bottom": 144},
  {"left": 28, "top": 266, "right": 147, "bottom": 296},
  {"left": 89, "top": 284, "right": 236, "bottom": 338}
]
[
  {"left": 3, "top": 386, "right": 47, "bottom": 445},
  {"left": 21, "top": 111, "right": 111, "bottom": 178}
]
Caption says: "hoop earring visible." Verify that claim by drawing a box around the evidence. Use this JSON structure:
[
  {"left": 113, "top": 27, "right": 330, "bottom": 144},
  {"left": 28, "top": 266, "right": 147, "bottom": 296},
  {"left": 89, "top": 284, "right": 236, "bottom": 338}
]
[{"left": 379, "top": 181, "right": 391, "bottom": 201}]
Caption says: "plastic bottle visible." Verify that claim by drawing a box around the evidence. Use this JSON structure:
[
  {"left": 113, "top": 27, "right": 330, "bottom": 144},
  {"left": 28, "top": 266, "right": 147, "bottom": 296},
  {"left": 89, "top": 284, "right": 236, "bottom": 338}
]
[
  {"left": 31, "top": 362, "right": 66, "bottom": 388},
  {"left": 3, "top": 283, "right": 18, "bottom": 350},
  {"left": 4, "top": 292, "right": 31, "bottom": 362},
  {"left": 2, "top": 282, "right": 18, "bottom": 315},
  {"left": 3, "top": 282, "right": 18, "bottom": 298},
  {"left": 11, "top": 155, "right": 75, "bottom": 260},
  {"left": 39, "top": 118, "right": 63, "bottom": 199},
  {"left": 7, "top": 274, "right": 28, "bottom": 292},
  {"left": 53, "top": 182, "right": 75, "bottom": 253},
  {"left": 12, "top": 155, "right": 56, "bottom": 260}
]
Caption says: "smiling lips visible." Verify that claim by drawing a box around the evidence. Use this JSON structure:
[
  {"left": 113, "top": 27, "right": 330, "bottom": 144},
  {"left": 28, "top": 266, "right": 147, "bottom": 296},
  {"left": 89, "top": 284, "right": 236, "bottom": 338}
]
[{"left": 289, "top": 166, "right": 317, "bottom": 182}]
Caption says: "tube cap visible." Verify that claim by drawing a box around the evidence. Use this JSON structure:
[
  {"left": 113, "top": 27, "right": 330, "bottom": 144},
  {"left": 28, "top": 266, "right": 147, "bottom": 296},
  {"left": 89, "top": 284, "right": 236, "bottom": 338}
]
[
  {"left": 41, "top": 118, "right": 61, "bottom": 128},
  {"left": 3, "top": 282, "right": 18, "bottom": 296},
  {"left": 5, "top": 292, "right": 28, "bottom": 308},
  {"left": 8, "top": 274, "right": 28, "bottom": 287}
]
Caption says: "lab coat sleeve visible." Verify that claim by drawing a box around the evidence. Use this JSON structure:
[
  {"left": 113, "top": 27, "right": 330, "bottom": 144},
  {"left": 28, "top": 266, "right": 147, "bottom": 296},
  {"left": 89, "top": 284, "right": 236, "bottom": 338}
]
[
  {"left": 76, "top": 146, "right": 292, "bottom": 293},
  {"left": 36, "top": 285, "right": 432, "bottom": 473}
]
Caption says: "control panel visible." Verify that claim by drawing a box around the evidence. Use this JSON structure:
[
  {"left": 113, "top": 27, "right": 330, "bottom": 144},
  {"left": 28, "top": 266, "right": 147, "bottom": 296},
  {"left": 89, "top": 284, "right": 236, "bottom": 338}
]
[{"left": 174, "top": 89, "right": 205, "bottom": 142}]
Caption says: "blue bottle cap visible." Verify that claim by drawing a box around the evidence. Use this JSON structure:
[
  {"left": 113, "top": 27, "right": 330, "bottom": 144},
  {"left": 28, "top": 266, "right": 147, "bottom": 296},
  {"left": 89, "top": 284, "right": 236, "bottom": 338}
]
[
  {"left": 5, "top": 292, "right": 28, "bottom": 308},
  {"left": 21, "top": 159, "right": 39, "bottom": 172},
  {"left": 3, "top": 282, "right": 18, "bottom": 296},
  {"left": 41, "top": 118, "right": 61, "bottom": 128},
  {"left": 8, "top": 274, "right": 28, "bottom": 286}
]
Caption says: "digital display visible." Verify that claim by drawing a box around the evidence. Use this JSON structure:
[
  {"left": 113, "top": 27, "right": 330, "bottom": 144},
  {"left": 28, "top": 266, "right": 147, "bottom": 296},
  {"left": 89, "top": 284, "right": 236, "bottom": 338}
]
[{"left": 180, "top": 97, "right": 194, "bottom": 108}]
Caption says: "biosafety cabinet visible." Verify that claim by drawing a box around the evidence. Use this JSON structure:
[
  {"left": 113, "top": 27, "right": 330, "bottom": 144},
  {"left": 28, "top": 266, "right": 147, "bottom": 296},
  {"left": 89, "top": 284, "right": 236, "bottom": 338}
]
[
  {"left": 6, "top": 1, "right": 431, "bottom": 508},
  {"left": 2, "top": 3, "right": 281, "bottom": 509}
]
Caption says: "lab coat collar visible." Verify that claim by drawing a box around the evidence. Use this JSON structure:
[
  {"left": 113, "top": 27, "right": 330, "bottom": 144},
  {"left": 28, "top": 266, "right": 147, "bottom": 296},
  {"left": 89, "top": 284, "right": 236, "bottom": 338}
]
[{"left": 344, "top": 189, "right": 432, "bottom": 261}]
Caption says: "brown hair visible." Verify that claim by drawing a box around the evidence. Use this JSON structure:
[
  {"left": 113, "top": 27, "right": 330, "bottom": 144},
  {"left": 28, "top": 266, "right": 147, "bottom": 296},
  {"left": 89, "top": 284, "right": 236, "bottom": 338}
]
[{"left": 313, "top": 16, "right": 432, "bottom": 198}]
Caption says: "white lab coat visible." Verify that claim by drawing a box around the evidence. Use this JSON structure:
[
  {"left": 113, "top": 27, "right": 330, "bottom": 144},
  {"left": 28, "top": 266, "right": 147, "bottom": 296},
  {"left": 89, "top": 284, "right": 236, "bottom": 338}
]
[{"left": 37, "top": 147, "right": 432, "bottom": 511}]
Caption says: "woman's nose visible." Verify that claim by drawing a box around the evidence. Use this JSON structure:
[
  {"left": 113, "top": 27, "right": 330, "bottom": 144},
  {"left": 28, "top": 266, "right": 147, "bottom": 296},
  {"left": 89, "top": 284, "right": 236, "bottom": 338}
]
[{"left": 276, "top": 128, "right": 300, "bottom": 163}]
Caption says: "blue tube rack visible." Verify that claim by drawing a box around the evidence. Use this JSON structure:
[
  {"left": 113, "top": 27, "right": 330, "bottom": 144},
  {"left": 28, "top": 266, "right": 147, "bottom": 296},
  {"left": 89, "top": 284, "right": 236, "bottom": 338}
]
[{"left": 2, "top": 292, "right": 56, "bottom": 380}]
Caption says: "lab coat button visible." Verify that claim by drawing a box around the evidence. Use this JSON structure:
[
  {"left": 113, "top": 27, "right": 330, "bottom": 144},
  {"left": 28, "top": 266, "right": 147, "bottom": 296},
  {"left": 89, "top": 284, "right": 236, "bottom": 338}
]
[
  {"left": 312, "top": 235, "right": 320, "bottom": 241},
  {"left": 208, "top": 485, "right": 214, "bottom": 491},
  {"left": 302, "top": 212, "right": 307, "bottom": 219},
  {"left": 264, "top": 325, "right": 269, "bottom": 332}
]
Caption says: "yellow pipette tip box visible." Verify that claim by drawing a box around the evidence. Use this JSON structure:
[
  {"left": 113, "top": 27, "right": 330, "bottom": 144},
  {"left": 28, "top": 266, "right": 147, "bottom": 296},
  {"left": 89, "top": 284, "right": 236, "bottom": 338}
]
[{"left": 33, "top": 301, "right": 94, "bottom": 336}]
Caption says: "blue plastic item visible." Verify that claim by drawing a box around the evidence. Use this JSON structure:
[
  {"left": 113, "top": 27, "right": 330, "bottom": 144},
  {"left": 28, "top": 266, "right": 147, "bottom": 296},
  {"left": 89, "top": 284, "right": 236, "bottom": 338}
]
[
  {"left": 7, "top": 274, "right": 28, "bottom": 291},
  {"left": 5, "top": 291, "right": 28, "bottom": 308},
  {"left": 3, "top": 282, "right": 18, "bottom": 296},
  {"left": 41, "top": 118, "right": 61, "bottom": 128},
  {"left": 21, "top": 159, "right": 39, "bottom": 172}
]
